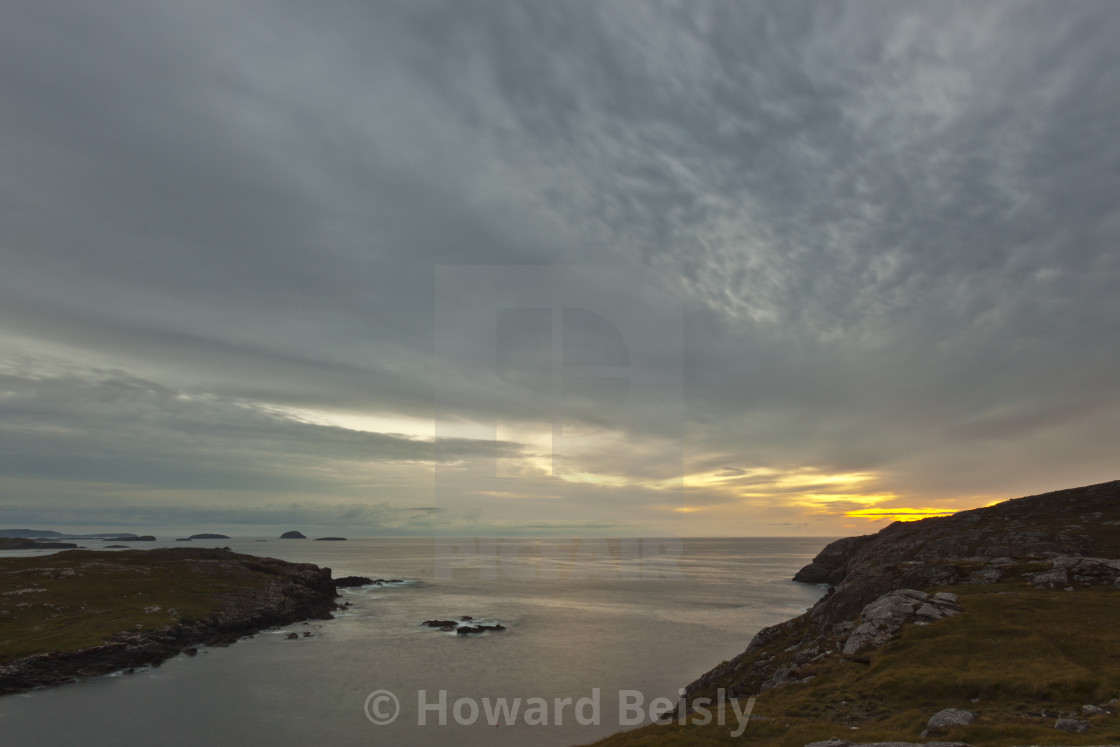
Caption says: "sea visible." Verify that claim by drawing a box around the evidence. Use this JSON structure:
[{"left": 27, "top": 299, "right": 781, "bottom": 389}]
[{"left": 0, "top": 537, "right": 826, "bottom": 746}]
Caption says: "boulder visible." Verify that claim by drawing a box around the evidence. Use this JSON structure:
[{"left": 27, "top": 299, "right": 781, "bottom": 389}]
[
  {"left": 1054, "top": 717, "right": 1091, "bottom": 732},
  {"left": 925, "top": 708, "right": 973, "bottom": 731}
]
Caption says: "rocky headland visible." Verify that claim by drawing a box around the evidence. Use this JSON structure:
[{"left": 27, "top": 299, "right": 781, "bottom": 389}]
[
  {"left": 0, "top": 547, "right": 342, "bottom": 695},
  {"left": 589, "top": 479, "right": 1120, "bottom": 746}
]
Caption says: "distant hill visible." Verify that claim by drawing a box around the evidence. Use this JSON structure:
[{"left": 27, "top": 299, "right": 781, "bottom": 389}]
[{"left": 0, "top": 530, "right": 62, "bottom": 538}]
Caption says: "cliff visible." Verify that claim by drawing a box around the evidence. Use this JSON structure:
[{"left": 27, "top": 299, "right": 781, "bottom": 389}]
[{"left": 0, "top": 547, "right": 340, "bottom": 694}]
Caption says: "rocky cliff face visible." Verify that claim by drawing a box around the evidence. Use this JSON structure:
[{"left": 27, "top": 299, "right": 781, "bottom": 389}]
[{"left": 684, "top": 479, "right": 1120, "bottom": 703}]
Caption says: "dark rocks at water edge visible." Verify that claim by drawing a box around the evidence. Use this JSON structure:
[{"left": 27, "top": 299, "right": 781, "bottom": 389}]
[
  {"left": 0, "top": 548, "right": 341, "bottom": 695},
  {"left": 335, "top": 576, "right": 373, "bottom": 587},
  {"left": 280, "top": 531, "right": 306, "bottom": 539},
  {"left": 421, "top": 618, "right": 506, "bottom": 634},
  {"left": 335, "top": 576, "right": 403, "bottom": 588},
  {"left": 314, "top": 537, "right": 347, "bottom": 541},
  {"left": 104, "top": 535, "right": 156, "bottom": 541}
]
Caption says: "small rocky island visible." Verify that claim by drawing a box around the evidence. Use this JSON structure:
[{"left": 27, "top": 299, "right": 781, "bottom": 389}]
[
  {"left": 589, "top": 479, "right": 1120, "bottom": 746},
  {"left": 0, "top": 547, "right": 343, "bottom": 694}
]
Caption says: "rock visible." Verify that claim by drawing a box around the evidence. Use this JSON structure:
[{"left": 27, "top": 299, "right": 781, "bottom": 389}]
[
  {"left": 793, "top": 535, "right": 876, "bottom": 585},
  {"left": 182, "top": 647, "right": 198, "bottom": 656},
  {"left": 1054, "top": 717, "right": 1091, "bottom": 732},
  {"left": 285, "top": 632, "right": 299, "bottom": 640},
  {"left": 334, "top": 576, "right": 373, "bottom": 588},
  {"left": 804, "top": 742, "right": 975, "bottom": 747},
  {"left": 925, "top": 708, "right": 974, "bottom": 731},
  {"left": 314, "top": 537, "right": 347, "bottom": 541},
  {"left": 966, "top": 566, "right": 1002, "bottom": 584},
  {"left": 280, "top": 531, "right": 306, "bottom": 539},
  {"left": 842, "top": 589, "right": 962, "bottom": 655},
  {"left": 1082, "top": 704, "right": 1110, "bottom": 715},
  {"left": 421, "top": 619, "right": 459, "bottom": 628},
  {"left": 1031, "top": 568, "right": 1069, "bottom": 588},
  {"left": 460, "top": 615, "right": 473, "bottom": 621},
  {"left": 187, "top": 534, "right": 229, "bottom": 540}
]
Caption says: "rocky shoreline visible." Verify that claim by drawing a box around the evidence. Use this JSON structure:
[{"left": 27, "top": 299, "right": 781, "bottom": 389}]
[
  {"left": 682, "top": 480, "right": 1120, "bottom": 709},
  {"left": 590, "top": 479, "right": 1120, "bottom": 745},
  {"left": 0, "top": 548, "right": 341, "bottom": 695}
]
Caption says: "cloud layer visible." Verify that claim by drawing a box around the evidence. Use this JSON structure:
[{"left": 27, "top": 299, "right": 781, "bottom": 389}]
[{"left": 1, "top": 1, "right": 1117, "bottom": 534}]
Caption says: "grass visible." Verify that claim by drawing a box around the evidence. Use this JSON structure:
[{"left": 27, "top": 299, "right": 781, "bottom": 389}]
[
  {"left": 586, "top": 580, "right": 1120, "bottom": 746},
  {"left": 0, "top": 548, "right": 293, "bottom": 663}
]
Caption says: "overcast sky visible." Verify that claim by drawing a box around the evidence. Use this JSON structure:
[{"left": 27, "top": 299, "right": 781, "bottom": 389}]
[{"left": 1, "top": 0, "right": 1117, "bottom": 537}]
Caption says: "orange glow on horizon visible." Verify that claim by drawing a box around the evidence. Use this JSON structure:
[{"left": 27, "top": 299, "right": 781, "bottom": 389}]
[{"left": 845, "top": 506, "right": 958, "bottom": 522}]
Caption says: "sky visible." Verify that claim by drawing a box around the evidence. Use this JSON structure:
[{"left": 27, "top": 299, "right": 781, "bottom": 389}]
[{"left": 1, "top": 0, "right": 1118, "bottom": 537}]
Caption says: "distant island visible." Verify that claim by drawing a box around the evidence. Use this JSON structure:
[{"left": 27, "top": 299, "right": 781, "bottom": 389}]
[
  {"left": 0, "top": 547, "right": 344, "bottom": 694},
  {"left": 590, "top": 480, "right": 1120, "bottom": 746},
  {"left": 280, "top": 531, "right": 306, "bottom": 539},
  {"left": 187, "top": 533, "right": 229, "bottom": 540},
  {"left": 0, "top": 538, "right": 79, "bottom": 550},
  {"left": 314, "top": 537, "right": 347, "bottom": 541}
]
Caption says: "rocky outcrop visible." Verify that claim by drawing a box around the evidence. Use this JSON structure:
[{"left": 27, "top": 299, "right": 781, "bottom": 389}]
[
  {"left": 792, "top": 535, "right": 875, "bottom": 585},
  {"left": 0, "top": 548, "right": 340, "bottom": 694},
  {"left": 842, "top": 590, "right": 961, "bottom": 655},
  {"left": 797, "top": 480, "right": 1117, "bottom": 632},
  {"left": 335, "top": 576, "right": 373, "bottom": 587},
  {"left": 280, "top": 531, "right": 306, "bottom": 539},
  {"left": 1028, "top": 556, "right": 1120, "bottom": 589},
  {"left": 682, "top": 479, "right": 1120, "bottom": 708}
]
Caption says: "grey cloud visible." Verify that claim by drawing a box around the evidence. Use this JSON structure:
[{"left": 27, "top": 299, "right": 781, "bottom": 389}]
[{"left": 0, "top": 1, "right": 1117, "bottom": 530}]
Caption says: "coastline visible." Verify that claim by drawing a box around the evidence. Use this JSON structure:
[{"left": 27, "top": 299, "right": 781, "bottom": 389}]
[
  {"left": 589, "top": 479, "right": 1120, "bottom": 746},
  {"left": 0, "top": 547, "right": 340, "bottom": 695}
]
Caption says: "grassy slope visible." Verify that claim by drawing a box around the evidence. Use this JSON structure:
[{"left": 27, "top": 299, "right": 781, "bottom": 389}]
[
  {"left": 587, "top": 574, "right": 1120, "bottom": 746},
  {"left": 0, "top": 549, "right": 297, "bottom": 663}
]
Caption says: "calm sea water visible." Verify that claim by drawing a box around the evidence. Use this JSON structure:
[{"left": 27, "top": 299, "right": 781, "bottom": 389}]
[{"left": 0, "top": 537, "right": 826, "bottom": 746}]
